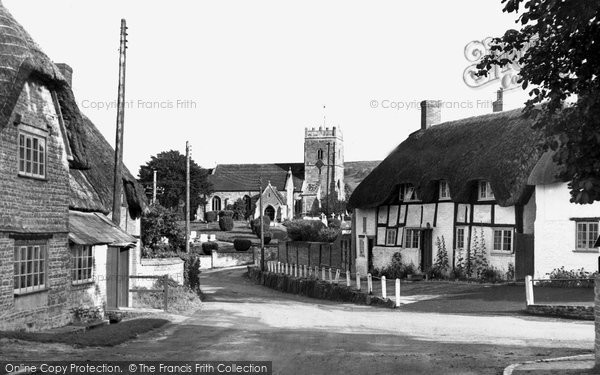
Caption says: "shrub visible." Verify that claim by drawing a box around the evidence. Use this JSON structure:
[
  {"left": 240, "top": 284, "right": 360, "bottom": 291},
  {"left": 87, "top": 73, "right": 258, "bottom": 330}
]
[
  {"left": 318, "top": 227, "right": 340, "bottom": 242},
  {"left": 135, "top": 277, "right": 202, "bottom": 313},
  {"left": 428, "top": 236, "right": 449, "bottom": 280},
  {"left": 218, "top": 210, "right": 234, "bottom": 218},
  {"left": 141, "top": 204, "right": 185, "bottom": 255},
  {"left": 234, "top": 239, "right": 252, "bottom": 251},
  {"left": 252, "top": 216, "right": 271, "bottom": 237},
  {"left": 263, "top": 231, "right": 272, "bottom": 245},
  {"left": 537, "top": 267, "right": 597, "bottom": 288},
  {"left": 230, "top": 199, "right": 247, "bottom": 221},
  {"left": 179, "top": 253, "right": 201, "bottom": 292},
  {"left": 218, "top": 216, "right": 234, "bottom": 231},
  {"left": 205, "top": 211, "right": 218, "bottom": 222},
  {"left": 506, "top": 263, "right": 515, "bottom": 281},
  {"left": 327, "top": 218, "right": 342, "bottom": 229},
  {"left": 201, "top": 242, "right": 219, "bottom": 255},
  {"left": 479, "top": 266, "right": 505, "bottom": 283},
  {"left": 284, "top": 219, "right": 335, "bottom": 242},
  {"left": 376, "top": 252, "right": 417, "bottom": 279},
  {"left": 142, "top": 244, "right": 178, "bottom": 259}
]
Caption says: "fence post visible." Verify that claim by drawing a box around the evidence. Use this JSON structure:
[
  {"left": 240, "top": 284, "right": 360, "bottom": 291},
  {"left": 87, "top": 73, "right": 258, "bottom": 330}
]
[
  {"left": 322, "top": 267, "right": 326, "bottom": 281},
  {"left": 295, "top": 264, "right": 298, "bottom": 278},
  {"left": 395, "top": 278, "right": 400, "bottom": 307},
  {"left": 346, "top": 270, "right": 351, "bottom": 287},
  {"left": 381, "top": 276, "right": 387, "bottom": 299},
  {"left": 356, "top": 272, "right": 361, "bottom": 291},
  {"left": 303, "top": 265, "right": 306, "bottom": 278},
  {"left": 335, "top": 269, "right": 340, "bottom": 285},
  {"left": 367, "top": 273, "right": 373, "bottom": 294},
  {"left": 163, "top": 274, "right": 169, "bottom": 312},
  {"left": 328, "top": 268, "right": 333, "bottom": 283},
  {"left": 525, "top": 275, "right": 534, "bottom": 306}
]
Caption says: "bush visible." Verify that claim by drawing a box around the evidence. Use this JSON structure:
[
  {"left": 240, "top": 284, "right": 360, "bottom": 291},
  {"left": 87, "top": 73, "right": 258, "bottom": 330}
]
[
  {"left": 537, "top": 266, "right": 597, "bottom": 288},
  {"left": 179, "top": 253, "right": 201, "bottom": 292},
  {"left": 218, "top": 210, "right": 234, "bottom": 218},
  {"left": 375, "top": 252, "right": 417, "bottom": 279},
  {"left": 218, "top": 216, "right": 234, "bottom": 231},
  {"left": 327, "top": 218, "right": 342, "bottom": 229},
  {"left": 205, "top": 211, "right": 218, "bottom": 222},
  {"left": 135, "top": 277, "right": 202, "bottom": 313},
  {"left": 201, "top": 242, "right": 219, "bottom": 255},
  {"left": 141, "top": 244, "right": 178, "bottom": 259},
  {"left": 263, "top": 232, "right": 272, "bottom": 245},
  {"left": 479, "top": 266, "right": 505, "bottom": 283},
  {"left": 252, "top": 216, "right": 271, "bottom": 236},
  {"left": 141, "top": 204, "right": 185, "bottom": 255},
  {"left": 317, "top": 227, "right": 340, "bottom": 242},
  {"left": 284, "top": 219, "right": 335, "bottom": 242},
  {"left": 233, "top": 239, "right": 252, "bottom": 251}
]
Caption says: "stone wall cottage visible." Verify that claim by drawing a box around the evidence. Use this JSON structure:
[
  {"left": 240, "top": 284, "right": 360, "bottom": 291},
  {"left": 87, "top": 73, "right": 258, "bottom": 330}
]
[
  {"left": 0, "top": 1, "right": 146, "bottom": 330},
  {"left": 348, "top": 100, "right": 544, "bottom": 279}
]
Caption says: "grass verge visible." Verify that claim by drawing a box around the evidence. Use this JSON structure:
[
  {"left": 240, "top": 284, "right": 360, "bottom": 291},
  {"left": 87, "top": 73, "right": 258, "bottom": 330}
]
[{"left": 0, "top": 318, "right": 169, "bottom": 347}]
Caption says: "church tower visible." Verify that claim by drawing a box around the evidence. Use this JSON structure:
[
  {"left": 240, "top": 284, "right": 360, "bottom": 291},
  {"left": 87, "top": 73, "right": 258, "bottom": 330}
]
[{"left": 303, "top": 126, "right": 345, "bottom": 213}]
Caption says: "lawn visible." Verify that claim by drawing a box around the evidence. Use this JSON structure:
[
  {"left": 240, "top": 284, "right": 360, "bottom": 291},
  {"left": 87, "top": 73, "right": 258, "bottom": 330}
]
[{"left": 0, "top": 319, "right": 169, "bottom": 347}]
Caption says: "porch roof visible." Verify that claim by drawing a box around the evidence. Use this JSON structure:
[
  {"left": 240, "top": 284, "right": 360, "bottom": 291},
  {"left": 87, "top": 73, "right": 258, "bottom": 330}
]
[{"left": 68, "top": 210, "right": 137, "bottom": 247}]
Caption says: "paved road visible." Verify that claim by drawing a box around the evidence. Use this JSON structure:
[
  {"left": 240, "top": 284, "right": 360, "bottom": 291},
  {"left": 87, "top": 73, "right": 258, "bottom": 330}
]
[{"left": 1, "top": 267, "right": 594, "bottom": 374}]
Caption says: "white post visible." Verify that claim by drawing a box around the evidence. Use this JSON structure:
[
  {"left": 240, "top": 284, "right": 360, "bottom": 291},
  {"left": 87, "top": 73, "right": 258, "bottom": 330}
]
[
  {"left": 381, "top": 276, "right": 387, "bottom": 299},
  {"left": 303, "top": 265, "right": 306, "bottom": 278},
  {"left": 295, "top": 264, "right": 298, "bottom": 278},
  {"left": 278, "top": 262, "right": 281, "bottom": 274},
  {"left": 367, "top": 273, "right": 373, "bottom": 294},
  {"left": 346, "top": 271, "right": 351, "bottom": 287},
  {"left": 328, "top": 268, "right": 333, "bottom": 283},
  {"left": 356, "top": 272, "right": 361, "bottom": 291},
  {"left": 335, "top": 269, "right": 340, "bottom": 285},
  {"left": 525, "top": 275, "right": 534, "bottom": 306},
  {"left": 322, "top": 267, "right": 326, "bottom": 280},
  {"left": 395, "top": 278, "right": 400, "bottom": 307}
]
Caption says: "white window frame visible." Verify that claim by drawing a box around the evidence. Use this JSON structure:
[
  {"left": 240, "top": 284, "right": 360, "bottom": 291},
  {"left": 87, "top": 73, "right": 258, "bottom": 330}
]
[
  {"left": 404, "top": 184, "right": 420, "bottom": 202},
  {"left": 478, "top": 181, "right": 495, "bottom": 201},
  {"left": 72, "top": 245, "right": 94, "bottom": 284},
  {"left": 18, "top": 131, "right": 46, "bottom": 179},
  {"left": 404, "top": 229, "right": 421, "bottom": 249},
  {"left": 439, "top": 180, "right": 451, "bottom": 200},
  {"left": 13, "top": 241, "right": 47, "bottom": 294},
  {"left": 575, "top": 221, "right": 599, "bottom": 251},
  {"left": 385, "top": 228, "right": 397, "bottom": 246},
  {"left": 456, "top": 227, "right": 466, "bottom": 250},
  {"left": 493, "top": 228, "right": 513, "bottom": 252}
]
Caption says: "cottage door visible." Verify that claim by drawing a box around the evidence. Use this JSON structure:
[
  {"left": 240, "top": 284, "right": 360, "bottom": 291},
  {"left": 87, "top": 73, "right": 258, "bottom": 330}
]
[
  {"left": 106, "top": 246, "right": 130, "bottom": 309},
  {"left": 515, "top": 233, "right": 534, "bottom": 280},
  {"left": 420, "top": 229, "right": 433, "bottom": 272},
  {"left": 367, "top": 238, "right": 374, "bottom": 273}
]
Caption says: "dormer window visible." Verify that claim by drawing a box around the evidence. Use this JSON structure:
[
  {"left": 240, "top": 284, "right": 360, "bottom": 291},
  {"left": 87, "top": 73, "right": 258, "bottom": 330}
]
[
  {"left": 439, "top": 180, "right": 450, "bottom": 200},
  {"left": 317, "top": 149, "right": 323, "bottom": 160},
  {"left": 402, "top": 184, "right": 419, "bottom": 202},
  {"left": 478, "top": 181, "right": 495, "bottom": 201}
]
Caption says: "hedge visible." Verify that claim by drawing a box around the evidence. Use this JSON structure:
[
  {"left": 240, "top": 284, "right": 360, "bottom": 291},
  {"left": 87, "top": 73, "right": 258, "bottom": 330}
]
[
  {"left": 219, "top": 216, "right": 234, "bottom": 231},
  {"left": 205, "top": 211, "right": 218, "bottom": 223},
  {"left": 201, "top": 242, "right": 219, "bottom": 254},
  {"left": 234, "top": 239, "right": 252, "bottom": 251}
]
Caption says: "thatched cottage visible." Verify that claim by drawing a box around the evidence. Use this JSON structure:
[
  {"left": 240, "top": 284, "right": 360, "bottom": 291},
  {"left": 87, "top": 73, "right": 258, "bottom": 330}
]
[
  {"left": 348, "top": 99, "right": 600, "bottom": 279},
  {"left": 0, "top": 1, "right": 146, "bottom": 330}
]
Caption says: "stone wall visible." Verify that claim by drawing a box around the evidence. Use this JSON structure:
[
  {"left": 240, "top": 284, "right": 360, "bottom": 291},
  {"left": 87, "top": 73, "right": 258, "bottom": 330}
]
[
  {"left": 133, "top": 257, "right": 185, "bottom": 288},
  {"left": 526, "top": 304, "right": 593, "bottom": 320}
]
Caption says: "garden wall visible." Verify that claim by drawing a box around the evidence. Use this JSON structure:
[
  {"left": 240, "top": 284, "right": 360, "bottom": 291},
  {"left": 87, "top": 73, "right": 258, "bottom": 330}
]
[
  {"left": 211, "top": 249, "right": 255, "bottom": 268},
  {"left": 134, "top": 257, "right": 185, "bottom": 288}
]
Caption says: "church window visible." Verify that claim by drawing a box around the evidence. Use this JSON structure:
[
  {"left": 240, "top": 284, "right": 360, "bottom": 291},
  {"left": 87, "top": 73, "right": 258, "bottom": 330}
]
[{"left": 317, "top": 149, "right": 323, "bottom": 160}]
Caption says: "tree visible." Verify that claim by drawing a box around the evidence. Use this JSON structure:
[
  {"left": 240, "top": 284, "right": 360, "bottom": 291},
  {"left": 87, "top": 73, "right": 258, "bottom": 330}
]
[
  {"left": 477, "top": 0, "right": 600, "bottom": 204},
  {"left": 138, "top": 150, "right": 212, "bottom": 219}
]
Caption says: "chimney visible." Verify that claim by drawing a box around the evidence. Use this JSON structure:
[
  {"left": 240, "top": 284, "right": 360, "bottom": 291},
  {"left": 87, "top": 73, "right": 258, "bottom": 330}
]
[
  {"left": 492, "top": 88, "right": 503, "bottom": 112},
  {"left": 55, "top": 63, "right": 73, "bottom": 87},
  {"left": 420, "top": 100, "right": 441, "bottom": 130}
]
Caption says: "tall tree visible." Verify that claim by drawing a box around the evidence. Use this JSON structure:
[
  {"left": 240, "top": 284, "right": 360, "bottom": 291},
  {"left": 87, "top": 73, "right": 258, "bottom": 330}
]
[
  {"left": 138, "top": 150, "right": 212, "bottom": 218},
  {"left": 477, "top": 0, "right": 600, "bottom": 203}
]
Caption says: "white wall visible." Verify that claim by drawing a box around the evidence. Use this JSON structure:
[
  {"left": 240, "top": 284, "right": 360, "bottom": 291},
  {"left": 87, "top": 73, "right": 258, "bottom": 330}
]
[
  {"left": 354, "top": 208, "right": 376, "bottom": 275},
  {"left": 534, "top": 183, "right": 600, "bottom": 278}
]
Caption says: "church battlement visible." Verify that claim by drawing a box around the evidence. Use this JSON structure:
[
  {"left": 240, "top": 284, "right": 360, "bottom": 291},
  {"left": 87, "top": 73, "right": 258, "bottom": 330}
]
[{"left": 305, "top": 126, "right": 343, "bottom": 140}]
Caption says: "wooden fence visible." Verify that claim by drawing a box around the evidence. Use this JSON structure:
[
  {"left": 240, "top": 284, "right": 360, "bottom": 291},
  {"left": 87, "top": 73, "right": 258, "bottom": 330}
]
[{"left": 129, "top": 274, "right": 169, "bottom": 311}]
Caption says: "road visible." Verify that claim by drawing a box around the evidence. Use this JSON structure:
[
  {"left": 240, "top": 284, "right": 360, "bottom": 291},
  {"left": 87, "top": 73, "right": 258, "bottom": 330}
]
[{"left": 0, "top": 267, "right": 594, "bottom": 375}]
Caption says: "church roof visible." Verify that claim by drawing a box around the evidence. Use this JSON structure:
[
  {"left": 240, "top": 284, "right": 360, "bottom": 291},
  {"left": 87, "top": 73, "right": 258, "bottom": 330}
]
[{"left": 209, "top": 163, "right": 305, "bottom": 192}]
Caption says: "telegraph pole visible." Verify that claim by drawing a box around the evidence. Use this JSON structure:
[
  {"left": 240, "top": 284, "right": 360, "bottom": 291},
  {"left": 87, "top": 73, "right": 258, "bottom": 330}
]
[
  {"left": 152, "top": 169, "right": 157, "bottom": 205},
  {"left": 258, "top": 177, "right": 265, "bottom": 271},
  {"left": 112, "top": 19, "right": 128, "bottom": 226},
  {"left": 185, "top": 141, "right": 191, "bottom": 253}
]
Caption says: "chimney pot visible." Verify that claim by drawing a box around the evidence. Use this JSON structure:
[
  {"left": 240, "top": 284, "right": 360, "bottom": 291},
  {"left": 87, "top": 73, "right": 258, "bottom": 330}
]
[
  {"left": 493, "top": 88, "right": 504, "bottom": 113},
  {"left": 420, "top": 100, "right": 442, "bottom": 130},
  {"left": 55, "top": 63, "right": 73, "bottom": 87}
]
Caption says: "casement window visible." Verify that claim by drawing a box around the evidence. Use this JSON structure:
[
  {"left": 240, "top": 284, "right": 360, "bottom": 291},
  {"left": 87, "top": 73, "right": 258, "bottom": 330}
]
[
  {"left": 478, "top": 181, "right": 495, "bottom": 201},
  {"left": 404, "top": 184, "right": 420, "bottom": 202},
  {"left": 72, "top": 245, "right": 93, "bottom": 284},
  {"left": 18, "top": 132, "right": 46, "bottom": 178},
  {"left": 359, "top": 237, "right": 365, "bottom": 257},
  {"left": 404, "top": 229, "right": 421, "bottom": 249},
  {"left": 439, "top": 180, "right": 451, "bottom": 200},
  {"left": 362, "top": 217, "right": 367, "bottom": 233},
  {"left": 493, "top": 229, "right": 513, "bottom": 252},
  {"left": 385, "top": 228, "right": 397, "bottom": 246},
  {"left": 456, "top": 227, "right": 465, "bottom": 249},
  {"left": 13, "top": 241, "right": 47, "bottom": 294},
  {"left": 575, "top": 221, "right": 599, "bottom": 251}
]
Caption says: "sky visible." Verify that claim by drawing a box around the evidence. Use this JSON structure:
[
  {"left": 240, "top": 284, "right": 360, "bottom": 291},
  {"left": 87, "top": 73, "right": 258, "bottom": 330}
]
[{"left": 4, "top": 0, "right": 530, "bottom": 176}]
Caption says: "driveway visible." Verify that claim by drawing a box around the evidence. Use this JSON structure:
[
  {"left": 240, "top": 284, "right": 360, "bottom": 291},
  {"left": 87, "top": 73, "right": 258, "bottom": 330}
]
[{"left": 0, "top": 268, "right": 594, "bottom": 375}]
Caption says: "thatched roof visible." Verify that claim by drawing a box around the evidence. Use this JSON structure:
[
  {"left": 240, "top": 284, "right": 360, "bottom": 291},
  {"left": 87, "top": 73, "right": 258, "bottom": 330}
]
[
  {"left": 527, "top": 151, "right": 564, "bottom": 185},
  {"left": 348, "top": 108, "right": 544, "bottom": 209},
  {"left": 0, "top": 2, "right": 145, "bottom": 218},
  {"left": 0, "top": 1, "right": 88, "bottom": 169},
  {"left": 69, "top": 115, "right": 146, "bottom": 218}
]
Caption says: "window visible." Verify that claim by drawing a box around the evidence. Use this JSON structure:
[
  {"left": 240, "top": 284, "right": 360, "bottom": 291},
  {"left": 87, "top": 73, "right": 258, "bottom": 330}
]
[
  {"left": 317, "top": 149, "right": 324, "bottom": 160},
  {"left": 13, "top": 241, "right": 47, "bottom": 294},
  {"left": 359, "top": 238, "right": 365, "bottom": 257},
  {"left": 493, "top": 229, "right": 513, "bottom": 252},
  {"left": 456, "top": 227, "right": 465, "bottom": 249},
  {"left": 362, "top": 217, "right": 367, "bottom": 233},
  {"left": 385, "top": 228, "right": 397, "bottom": 246},
  {"left": 439, "top": 180, "right": 451, "bottom": 200},
  {"left": 576, "top": 221, "right": 599, "bottom": 251},
  {"left": 212, "top": 196, "right": 221, "bottom": 211},
  {"left": 18, "top": 132, "right": 46, "bottom": 178},
  {"left": 72, "top": 245, "right": 93, "bottom": 284},
  {"left": 404, "top": 184, "right": 419, "bottom": 202},
  {"left": 478, "top": 181, "right": 495, "bottom": 201},
  {"left": 404, "top": 229, "right": 421, "bottom": 248}
]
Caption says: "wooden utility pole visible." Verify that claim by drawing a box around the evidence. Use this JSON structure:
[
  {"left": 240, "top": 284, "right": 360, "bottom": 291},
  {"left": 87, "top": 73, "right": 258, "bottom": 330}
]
[
  {"left": 112, "top": 19, "right": 128, "bottom": 226},
  {"left": 258, "top": 177, "right": 265, "bottom": 271},
  {"left": 152, "top": 169, "right": 157, "bottom": 204},
  {"left": 185, "top": 141, "right": 191, "bottom": 253}
]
